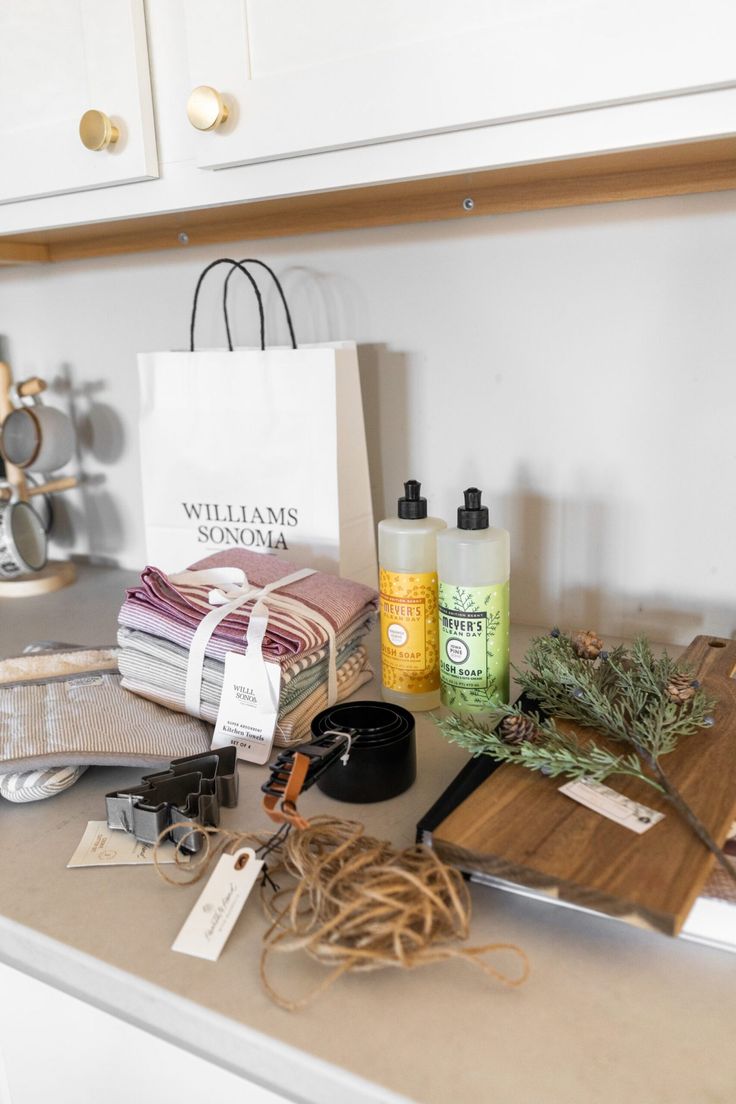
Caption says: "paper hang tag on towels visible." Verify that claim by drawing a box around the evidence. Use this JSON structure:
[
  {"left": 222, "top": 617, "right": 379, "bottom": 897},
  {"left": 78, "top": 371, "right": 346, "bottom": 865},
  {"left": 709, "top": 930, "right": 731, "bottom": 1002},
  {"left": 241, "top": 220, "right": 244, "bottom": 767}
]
[
  {"left": 212, "top": 652, "right": 281, "bottom": 764},
  {"left": 172, "top": 847, "right": 264, "bottom": 961},
  {"left": 212, "top": 600, "right": 281, "bottom": 765}
]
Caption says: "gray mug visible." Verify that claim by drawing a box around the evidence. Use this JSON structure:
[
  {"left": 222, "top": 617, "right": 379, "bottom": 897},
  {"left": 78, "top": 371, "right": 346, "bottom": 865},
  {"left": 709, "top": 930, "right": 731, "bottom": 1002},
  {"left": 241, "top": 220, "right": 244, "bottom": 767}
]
[
  {"left": 1, "top": 402, "right": 75, "bottom": 472},
  {"left": 0, "top": 499, "right": 47, "bottom": 578}
]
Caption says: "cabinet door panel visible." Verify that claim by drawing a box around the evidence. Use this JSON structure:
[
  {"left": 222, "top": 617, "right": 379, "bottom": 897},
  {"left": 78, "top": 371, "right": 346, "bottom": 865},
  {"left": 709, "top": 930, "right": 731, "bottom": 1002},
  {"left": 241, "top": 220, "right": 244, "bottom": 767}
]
[
  {"left": 0, "top": 0, "right": 157, "bottom": 205},
  {"left": 0, "top": 963, "right": 288, "bottom": 1104},
  {"left": 187, "top": 0, "right": 736, "bottom": 171}
]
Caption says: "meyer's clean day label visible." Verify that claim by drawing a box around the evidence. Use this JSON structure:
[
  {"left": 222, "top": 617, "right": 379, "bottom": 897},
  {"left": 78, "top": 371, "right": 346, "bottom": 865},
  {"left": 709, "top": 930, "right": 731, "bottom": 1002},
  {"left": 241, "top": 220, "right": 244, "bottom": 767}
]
[
  {"left": 438, "top": 582, "right": 510, "bottom": 711},
  {"left": 380, "top": 569, "right": 440, "bottom": 694}
]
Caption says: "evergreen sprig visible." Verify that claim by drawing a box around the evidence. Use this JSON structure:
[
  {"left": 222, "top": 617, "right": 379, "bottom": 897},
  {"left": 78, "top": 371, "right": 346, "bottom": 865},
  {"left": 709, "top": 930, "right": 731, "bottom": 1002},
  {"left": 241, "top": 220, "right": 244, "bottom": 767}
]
[
  {"left": 436, "top": 631, "right": 715, "bottom": 787},
  {"left": 512, "top": 633, "right": 715, "bottom": 761},
  {"left": 438, "top": 708, "right": 663, "bottom": 790}
]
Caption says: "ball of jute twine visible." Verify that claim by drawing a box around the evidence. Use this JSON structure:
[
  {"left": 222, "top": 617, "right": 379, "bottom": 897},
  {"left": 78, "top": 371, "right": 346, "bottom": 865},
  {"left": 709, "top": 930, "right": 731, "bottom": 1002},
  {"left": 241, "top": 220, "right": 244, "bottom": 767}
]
[{"left": 155, "top": 816, "right": 529, "bottom": 1011}]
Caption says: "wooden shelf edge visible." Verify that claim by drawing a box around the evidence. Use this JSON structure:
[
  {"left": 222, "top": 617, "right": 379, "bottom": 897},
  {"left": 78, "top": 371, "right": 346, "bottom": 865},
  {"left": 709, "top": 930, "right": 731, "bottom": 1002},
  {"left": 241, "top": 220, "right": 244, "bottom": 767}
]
[
  {"left": 2, "top": 138, "right": 735, "bottom": 266},
  {"left": 0, "top": 241, "right": 51, "bottom": 265}
]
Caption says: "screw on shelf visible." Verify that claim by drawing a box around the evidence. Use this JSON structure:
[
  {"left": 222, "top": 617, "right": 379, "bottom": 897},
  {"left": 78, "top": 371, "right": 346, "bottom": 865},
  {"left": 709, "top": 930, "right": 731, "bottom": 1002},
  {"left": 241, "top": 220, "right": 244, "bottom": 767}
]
[
  {"left": 462, "top": 197, "right": 475, "bottom": 212},
  {"left": 178, "top": 232, "right": 190, "bottom": 245}
]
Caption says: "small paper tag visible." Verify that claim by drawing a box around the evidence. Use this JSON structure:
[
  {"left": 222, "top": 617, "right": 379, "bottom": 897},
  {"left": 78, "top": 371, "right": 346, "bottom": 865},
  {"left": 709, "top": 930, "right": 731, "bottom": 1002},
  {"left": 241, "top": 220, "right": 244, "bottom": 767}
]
[
  {"left": 212, "top": 651, "right": 281, "bottom": 765},
  {"left": 172, "top": 847, "right": 263, "bottom": 961},
  {"left": 67, "top": 821, "right": 186, "bottom": 867},
  {"left": 559, "top": 779, "right": 665, "bottom": 834}
]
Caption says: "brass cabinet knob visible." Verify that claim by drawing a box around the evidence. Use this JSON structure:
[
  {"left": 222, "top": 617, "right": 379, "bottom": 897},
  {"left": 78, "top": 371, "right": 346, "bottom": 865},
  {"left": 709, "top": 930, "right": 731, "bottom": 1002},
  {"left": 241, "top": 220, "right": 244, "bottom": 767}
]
[
  {"left": 187, "top": 86, "right": 230, "bottom": 131},
  {"left": 79, "top": 110, "right": 120, "bottom": 151}
]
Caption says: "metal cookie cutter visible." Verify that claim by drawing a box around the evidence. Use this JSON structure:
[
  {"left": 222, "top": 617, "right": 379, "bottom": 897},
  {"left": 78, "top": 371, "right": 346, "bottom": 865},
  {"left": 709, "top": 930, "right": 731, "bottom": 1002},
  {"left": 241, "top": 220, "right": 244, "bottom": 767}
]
[{"left": 106, "top": 746, "right": 238, "bottom": 853}]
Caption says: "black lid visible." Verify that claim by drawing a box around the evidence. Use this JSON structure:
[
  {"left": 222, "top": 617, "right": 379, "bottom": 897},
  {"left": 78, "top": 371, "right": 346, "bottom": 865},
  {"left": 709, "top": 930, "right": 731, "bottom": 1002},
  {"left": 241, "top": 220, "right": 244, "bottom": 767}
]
[
  {"left": 398, "top": 479, "right": 427, "bottom": 520},
  {"left": 457, "top": 487, "right": 489, "bottom": 529}
]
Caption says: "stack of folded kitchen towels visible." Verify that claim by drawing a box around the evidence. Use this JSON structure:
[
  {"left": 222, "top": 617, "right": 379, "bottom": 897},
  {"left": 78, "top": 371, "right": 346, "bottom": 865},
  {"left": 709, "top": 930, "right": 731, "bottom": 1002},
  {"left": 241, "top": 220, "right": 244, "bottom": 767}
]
[{"left": 117, "top": 549, "right": 377, "bottom": 747}]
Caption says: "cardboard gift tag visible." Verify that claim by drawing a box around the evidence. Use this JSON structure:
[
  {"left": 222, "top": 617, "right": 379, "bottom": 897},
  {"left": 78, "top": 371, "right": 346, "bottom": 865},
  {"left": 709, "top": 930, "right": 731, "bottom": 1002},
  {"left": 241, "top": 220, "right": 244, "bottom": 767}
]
[
  {"left": 172, "top": 847, "right": 263, "bottom": 961},
  {"left": 559, "top": 779, "right": 665, "bottom": 834},
  {"left": 67, "top": 821, "right": 186, "bottom": 867},
  {"left": 212, "top": 600, "right": 282, "bottom": 765}
]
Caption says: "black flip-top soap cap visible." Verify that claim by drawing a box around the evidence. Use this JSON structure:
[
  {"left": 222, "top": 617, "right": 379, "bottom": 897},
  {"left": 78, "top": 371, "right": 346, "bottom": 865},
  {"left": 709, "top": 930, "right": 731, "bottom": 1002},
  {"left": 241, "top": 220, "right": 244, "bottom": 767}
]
[
  {"left": 458, "top": 487, "right": 489, "bottom": 530},
  {"left": 398, "top": 479, "right": 427, "bottom": 520}
]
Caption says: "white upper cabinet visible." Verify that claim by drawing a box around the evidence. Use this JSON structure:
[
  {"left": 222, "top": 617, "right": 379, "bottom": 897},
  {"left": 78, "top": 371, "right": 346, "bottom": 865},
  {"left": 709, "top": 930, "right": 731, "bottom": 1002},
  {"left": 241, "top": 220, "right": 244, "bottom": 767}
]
[
  {"left": 0, "top": 0, "right": 735, "bottom": 234},
  {"left": 185, "top": 0, "right": 736, "bottom": 171},
  {"left": 0, "top": 0, "right": 157, "bottom": 204}
]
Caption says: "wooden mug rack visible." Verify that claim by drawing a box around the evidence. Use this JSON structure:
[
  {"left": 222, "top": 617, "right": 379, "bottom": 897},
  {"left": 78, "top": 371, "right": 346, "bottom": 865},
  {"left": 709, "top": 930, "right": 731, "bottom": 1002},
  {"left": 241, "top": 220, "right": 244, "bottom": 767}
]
[{"left": 0, "top": 361, "right": 77, "bottom": 596}]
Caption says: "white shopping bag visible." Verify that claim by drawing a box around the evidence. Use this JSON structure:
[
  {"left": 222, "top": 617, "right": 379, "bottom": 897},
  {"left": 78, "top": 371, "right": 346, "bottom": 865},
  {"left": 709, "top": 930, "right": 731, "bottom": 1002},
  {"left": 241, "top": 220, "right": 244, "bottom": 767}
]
[{"left": 137, "top": 259, "right": 376, "bottom": 586}]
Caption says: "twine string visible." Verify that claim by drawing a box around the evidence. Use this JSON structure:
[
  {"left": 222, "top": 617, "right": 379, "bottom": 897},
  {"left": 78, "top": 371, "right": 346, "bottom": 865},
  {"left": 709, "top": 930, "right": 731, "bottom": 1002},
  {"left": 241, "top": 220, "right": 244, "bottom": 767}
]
[
  {"left": 155, "top": 816, "right": 529, "bottom": 1011},
  {"left": 153, "top": 821, "right": 269, "bottom": 887}
]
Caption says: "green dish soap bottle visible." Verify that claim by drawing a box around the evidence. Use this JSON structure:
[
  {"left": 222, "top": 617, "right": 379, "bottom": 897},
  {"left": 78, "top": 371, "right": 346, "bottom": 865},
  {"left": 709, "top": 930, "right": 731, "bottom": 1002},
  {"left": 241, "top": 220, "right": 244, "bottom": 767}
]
[{"left": 436, "top": 487, "right": 510, "bottom": 717}]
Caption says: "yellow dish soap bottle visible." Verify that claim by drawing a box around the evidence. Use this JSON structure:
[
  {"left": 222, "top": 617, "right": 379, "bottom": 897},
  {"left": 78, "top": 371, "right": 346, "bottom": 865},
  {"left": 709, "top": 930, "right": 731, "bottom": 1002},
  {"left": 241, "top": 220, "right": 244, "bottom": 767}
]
[
  {"left": 378, "top": 480, "right": 446, "bottom": 711},
  {"left": 437, "top": 487, "right": 510, "bottom": 718}
]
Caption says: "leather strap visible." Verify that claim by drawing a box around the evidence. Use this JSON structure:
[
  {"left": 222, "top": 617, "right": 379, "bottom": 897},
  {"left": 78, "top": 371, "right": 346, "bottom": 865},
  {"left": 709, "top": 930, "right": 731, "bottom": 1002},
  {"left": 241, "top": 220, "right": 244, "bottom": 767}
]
[{"left": 262, "top": 751, "right": 311, "bottom": 829}]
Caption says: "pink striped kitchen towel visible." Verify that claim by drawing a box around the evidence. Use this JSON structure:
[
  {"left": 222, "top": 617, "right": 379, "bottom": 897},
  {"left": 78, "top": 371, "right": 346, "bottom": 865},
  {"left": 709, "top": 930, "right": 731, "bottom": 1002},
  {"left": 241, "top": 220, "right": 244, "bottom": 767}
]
[{"left": 119, "top": 550, "right": 377, "bottom": 666}]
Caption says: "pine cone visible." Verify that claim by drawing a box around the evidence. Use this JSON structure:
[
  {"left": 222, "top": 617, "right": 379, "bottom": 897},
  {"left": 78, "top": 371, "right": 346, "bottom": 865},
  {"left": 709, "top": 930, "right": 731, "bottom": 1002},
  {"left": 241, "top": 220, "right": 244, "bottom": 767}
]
[
  {"left": 572, "top": 630, "right": 605, "bottom": 660},
  {"left": 499, "top": 714, "right": 539, "bottom": 746},
  {"left": 666, "top": 672, "right": 697, "bottom": 704}
]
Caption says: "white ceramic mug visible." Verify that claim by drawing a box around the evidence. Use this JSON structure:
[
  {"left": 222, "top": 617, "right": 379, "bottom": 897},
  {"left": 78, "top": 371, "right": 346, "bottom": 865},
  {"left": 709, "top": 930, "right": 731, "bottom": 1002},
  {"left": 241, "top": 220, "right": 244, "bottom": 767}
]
[
  {"left": 1, "top": 402, "right": 75, "bottom": 472},
  {"left": 0, "top": 499, "right": 47, "bottom": 578},
  {"left": 0, "top": 476, "right": 52, "bottom": 535}
]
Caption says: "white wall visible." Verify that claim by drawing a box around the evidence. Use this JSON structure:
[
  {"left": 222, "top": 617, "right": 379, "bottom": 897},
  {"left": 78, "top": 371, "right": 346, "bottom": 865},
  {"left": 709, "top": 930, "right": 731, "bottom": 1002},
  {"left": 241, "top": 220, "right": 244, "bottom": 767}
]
[{"left": 1, "top": 189, "right": 734, "bottom": 645}]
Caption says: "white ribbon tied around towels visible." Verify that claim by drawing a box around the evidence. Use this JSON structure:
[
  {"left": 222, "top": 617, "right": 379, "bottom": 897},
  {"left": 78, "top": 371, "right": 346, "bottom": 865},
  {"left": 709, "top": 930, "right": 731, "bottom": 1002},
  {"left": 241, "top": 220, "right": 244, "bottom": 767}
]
[{"left": 169, "top": 566, "right": 338, "bottom": 719}]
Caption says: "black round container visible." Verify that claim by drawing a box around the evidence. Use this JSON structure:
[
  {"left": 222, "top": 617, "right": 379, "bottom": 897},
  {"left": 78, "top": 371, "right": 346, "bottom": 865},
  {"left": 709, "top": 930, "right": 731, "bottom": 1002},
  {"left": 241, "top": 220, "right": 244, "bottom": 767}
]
[{"left": 312, "top": 700, "right": 416, "bottom": 804}]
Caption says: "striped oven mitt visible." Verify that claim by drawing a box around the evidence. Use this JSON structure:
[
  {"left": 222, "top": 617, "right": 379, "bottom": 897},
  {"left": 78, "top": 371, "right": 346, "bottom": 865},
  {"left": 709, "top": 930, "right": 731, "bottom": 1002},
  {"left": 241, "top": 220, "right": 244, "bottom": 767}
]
[
  {"left": 0, "top": 765, "right": 87, "bottom": 803},
  {"left": 1, "top": 641, "right": 91, "bottom": 802}
]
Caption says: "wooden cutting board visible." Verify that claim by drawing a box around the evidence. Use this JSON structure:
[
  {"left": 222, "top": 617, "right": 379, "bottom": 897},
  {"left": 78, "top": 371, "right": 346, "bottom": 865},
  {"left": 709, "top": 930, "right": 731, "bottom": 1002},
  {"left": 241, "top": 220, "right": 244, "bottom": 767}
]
[{"left": 433, "top": 635, "right": 736, "bottom": 935}]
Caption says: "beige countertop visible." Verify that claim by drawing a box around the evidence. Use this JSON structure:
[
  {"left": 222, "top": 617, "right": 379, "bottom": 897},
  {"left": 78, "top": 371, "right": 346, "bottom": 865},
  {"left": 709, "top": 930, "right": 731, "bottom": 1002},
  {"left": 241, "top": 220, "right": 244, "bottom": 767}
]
[{"left": 0, "top": 566, "right": 734, "bottom": 1104}]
